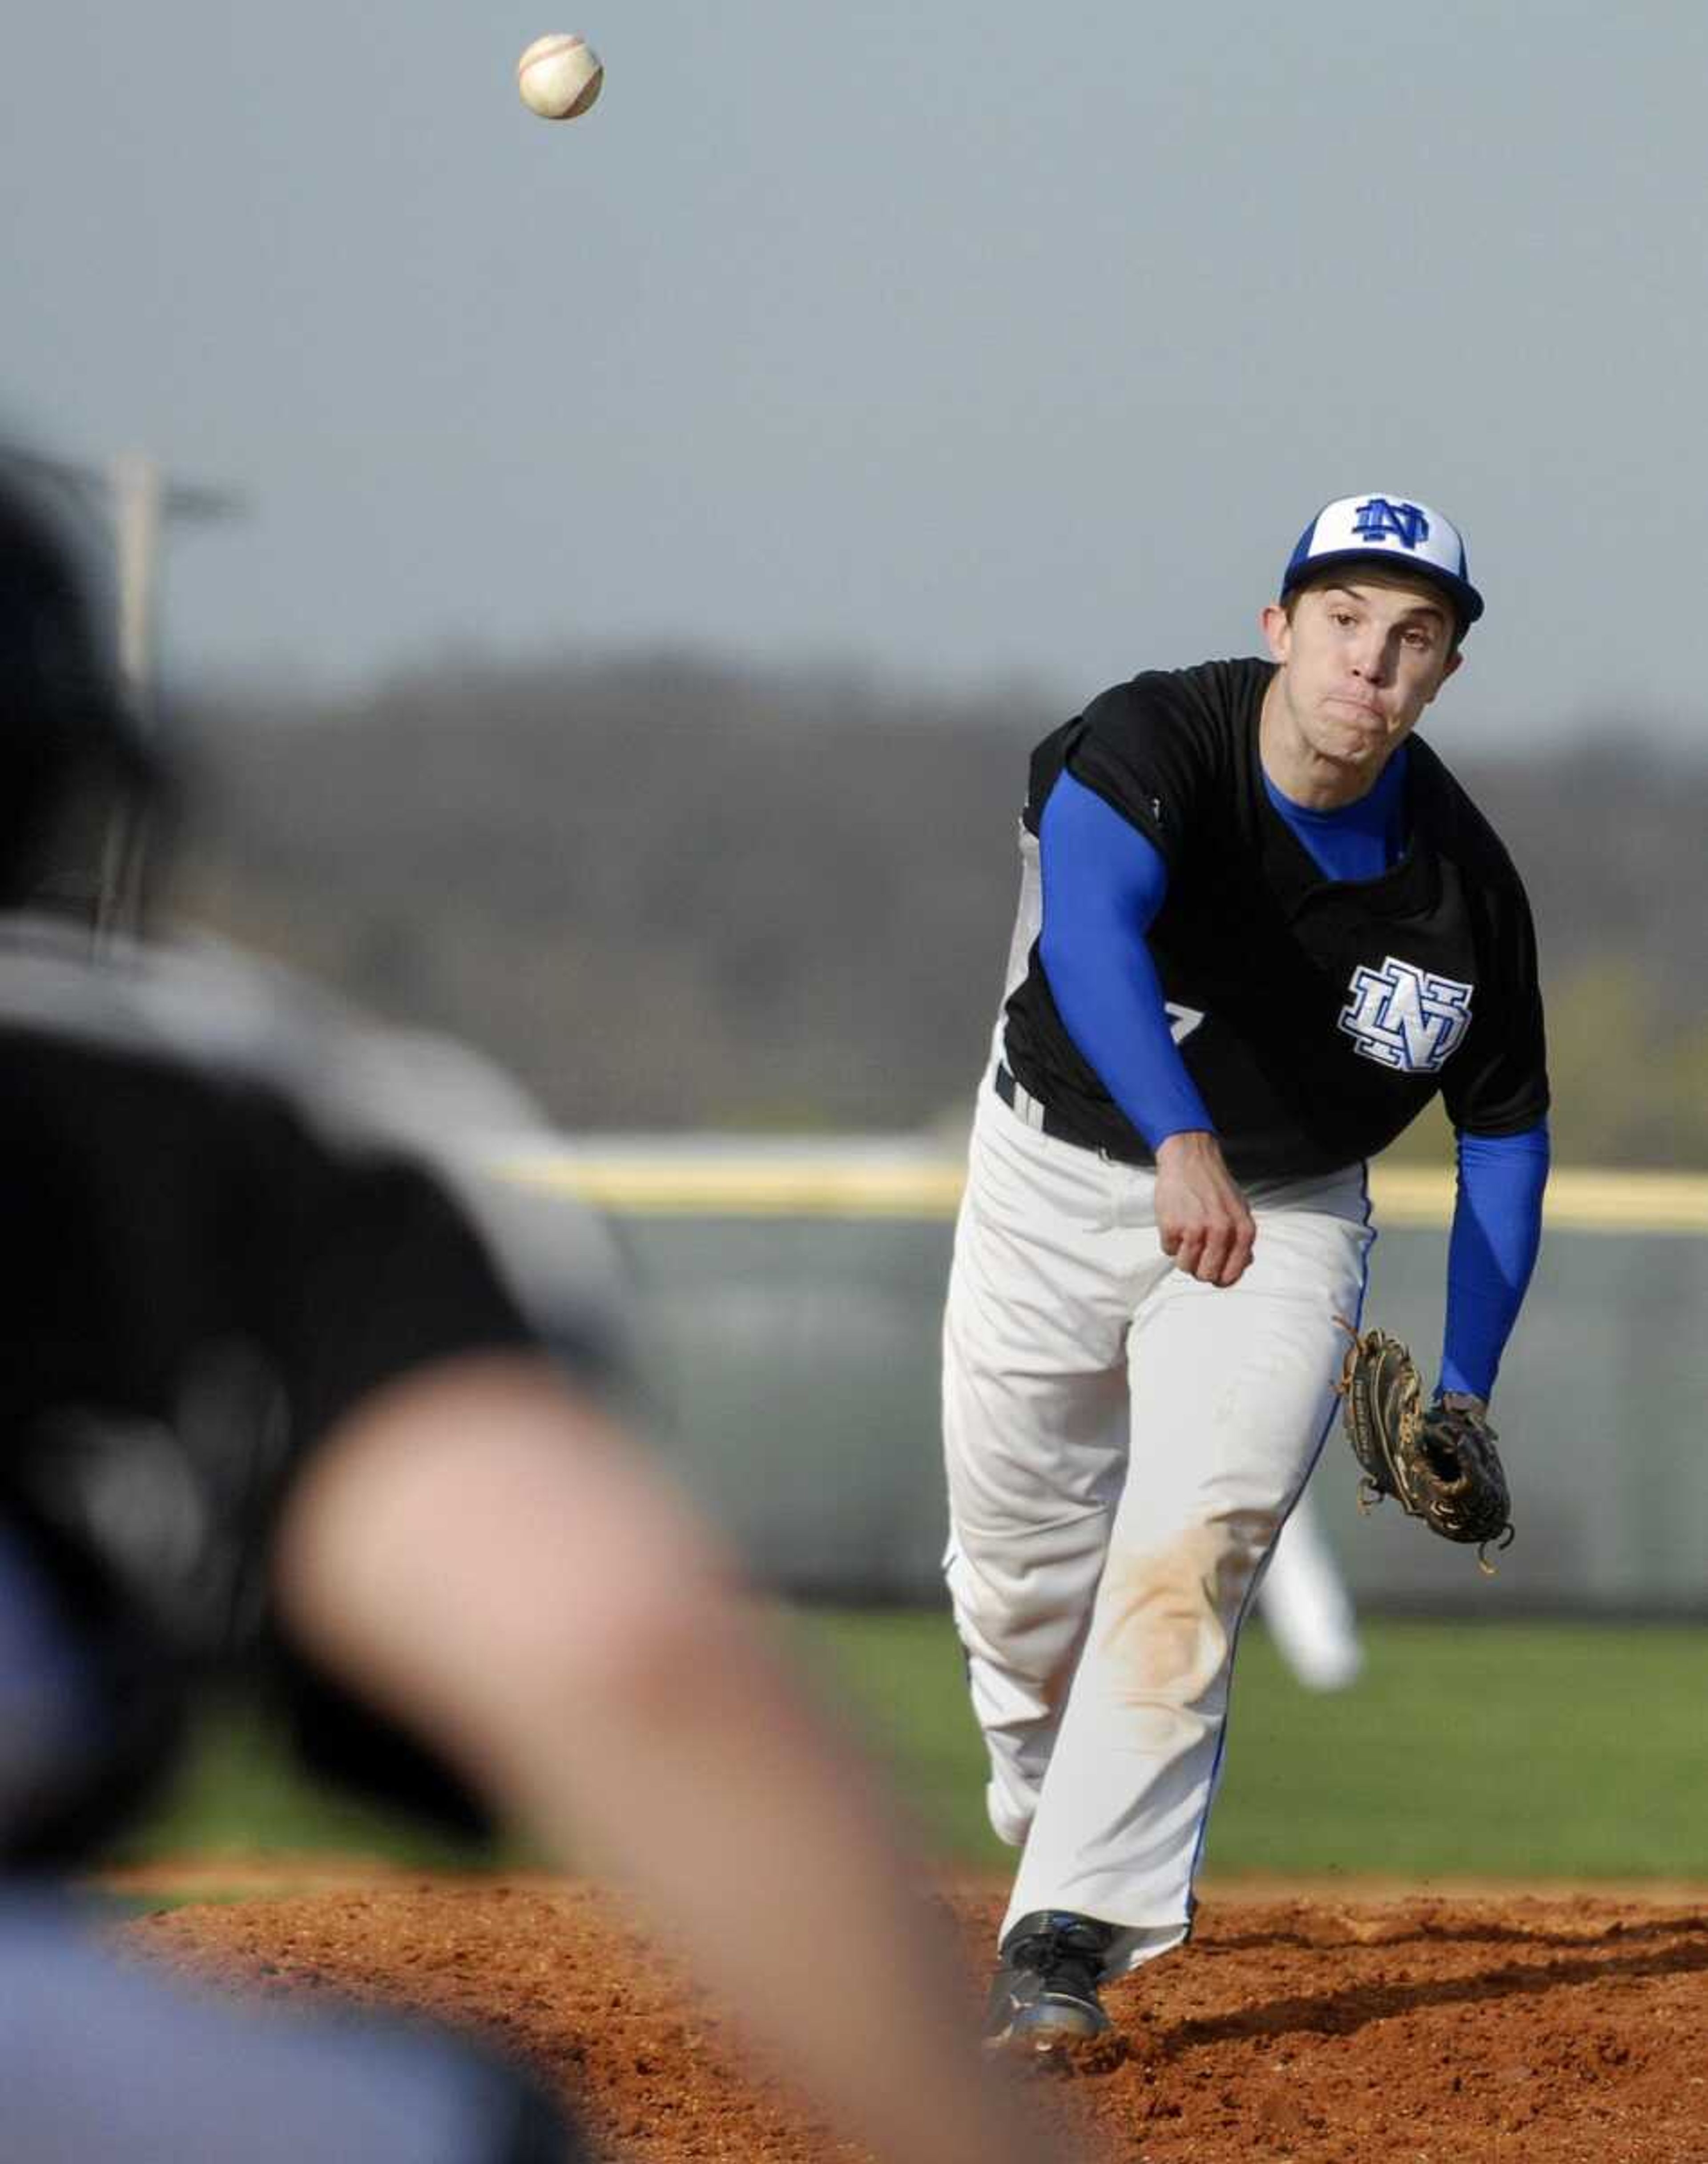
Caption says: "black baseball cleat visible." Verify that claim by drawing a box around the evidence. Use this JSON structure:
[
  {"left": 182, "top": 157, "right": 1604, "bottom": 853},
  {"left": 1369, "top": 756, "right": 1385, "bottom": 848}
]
[{"left": 982, "top": 1910, "right": 1117, "bottom": 2056}]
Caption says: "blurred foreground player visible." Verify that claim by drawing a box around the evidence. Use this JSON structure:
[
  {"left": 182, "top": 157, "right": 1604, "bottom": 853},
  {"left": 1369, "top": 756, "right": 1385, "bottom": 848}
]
[{"left": 0, "top": 475, "right": 1062, "bottom": 2164}]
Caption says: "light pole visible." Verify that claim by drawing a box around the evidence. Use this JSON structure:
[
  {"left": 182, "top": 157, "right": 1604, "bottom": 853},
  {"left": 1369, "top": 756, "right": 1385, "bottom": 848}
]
[{"left": 0, "top": 442, "right": 245, "bottom": 934}]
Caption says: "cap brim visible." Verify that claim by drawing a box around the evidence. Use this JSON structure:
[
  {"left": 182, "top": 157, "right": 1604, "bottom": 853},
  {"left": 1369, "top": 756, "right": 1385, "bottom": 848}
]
[{"left": 1282, "top": 548, "right": 1483, "bottom": 628}]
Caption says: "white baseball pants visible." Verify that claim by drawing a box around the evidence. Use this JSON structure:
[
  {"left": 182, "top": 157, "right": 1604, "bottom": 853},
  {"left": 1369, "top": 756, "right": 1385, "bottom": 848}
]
[{"left": 942, "top": 1069, "right": 1373, "bottom": 1973}]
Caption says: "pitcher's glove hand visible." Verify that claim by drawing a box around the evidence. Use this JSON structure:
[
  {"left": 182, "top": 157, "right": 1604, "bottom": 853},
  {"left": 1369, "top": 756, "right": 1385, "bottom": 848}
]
[{"left": 1334, "top": 1323, "right": 1515, "bottom": 1572}]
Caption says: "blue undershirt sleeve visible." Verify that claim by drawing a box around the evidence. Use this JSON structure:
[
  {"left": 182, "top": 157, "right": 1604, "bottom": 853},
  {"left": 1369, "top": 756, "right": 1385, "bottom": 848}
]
[
  {"left": 1439, "top": 1120, "right": 1551, "bottom": 1401},
  {"left": 1038, "top": 771, "right": 1214, "bottom": 1150}
]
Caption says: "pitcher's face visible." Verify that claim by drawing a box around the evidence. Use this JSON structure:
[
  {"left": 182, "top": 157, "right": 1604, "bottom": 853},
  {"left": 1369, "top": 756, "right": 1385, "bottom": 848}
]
[{"left": 1262, "top": 575, "right": 1462, "bottom": 773}]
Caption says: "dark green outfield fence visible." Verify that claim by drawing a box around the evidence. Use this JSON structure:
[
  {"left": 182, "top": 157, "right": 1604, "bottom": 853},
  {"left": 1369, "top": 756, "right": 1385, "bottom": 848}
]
[{"left": 492, "top": 1142, "right": 1708, "bottom": 1615}]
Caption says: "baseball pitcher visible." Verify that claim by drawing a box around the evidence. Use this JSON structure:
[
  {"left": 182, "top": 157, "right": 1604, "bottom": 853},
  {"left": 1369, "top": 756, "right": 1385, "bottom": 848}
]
[{"left": 944, "top": 493, "right": 1550, "bottom": 2054}]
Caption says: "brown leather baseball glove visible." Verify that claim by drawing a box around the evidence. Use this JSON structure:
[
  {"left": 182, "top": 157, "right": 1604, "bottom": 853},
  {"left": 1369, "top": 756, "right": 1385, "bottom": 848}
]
[{"left": 1335, "top": 1323, "right": 1515, "bottom": 1572}]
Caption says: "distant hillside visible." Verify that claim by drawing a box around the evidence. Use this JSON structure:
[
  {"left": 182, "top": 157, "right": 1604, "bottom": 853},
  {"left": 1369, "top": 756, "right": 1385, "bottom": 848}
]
[{"left": 167, "top": 653, "right": 1708, "bottom": 1166}]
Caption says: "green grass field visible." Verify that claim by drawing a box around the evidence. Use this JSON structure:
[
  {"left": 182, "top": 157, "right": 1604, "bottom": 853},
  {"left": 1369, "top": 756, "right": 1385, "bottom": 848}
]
[
  {"left": 797, "top": 1611, "right": 1708, "bottom": 1881},
  {"left": 115, "top": 1613, "right": 1708, "bottom": 1884}
]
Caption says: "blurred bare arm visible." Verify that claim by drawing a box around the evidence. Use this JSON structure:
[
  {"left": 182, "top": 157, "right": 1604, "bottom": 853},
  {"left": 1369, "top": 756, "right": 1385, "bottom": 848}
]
[{"left": 274, "top": 1352, "right": 1060, "bottom": 2164}]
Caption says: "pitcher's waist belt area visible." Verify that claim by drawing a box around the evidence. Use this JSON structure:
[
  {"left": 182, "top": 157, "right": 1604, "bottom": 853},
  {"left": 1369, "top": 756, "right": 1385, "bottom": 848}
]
[{"left": 992, "top": 1063, "right": 1151, "bottom": 1167}]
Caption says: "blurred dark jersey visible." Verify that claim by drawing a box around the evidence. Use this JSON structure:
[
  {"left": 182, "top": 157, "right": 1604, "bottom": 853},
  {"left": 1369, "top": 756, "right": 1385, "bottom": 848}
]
[{"left": 0, "top": 916, "right": 624, "bottom": 1858}]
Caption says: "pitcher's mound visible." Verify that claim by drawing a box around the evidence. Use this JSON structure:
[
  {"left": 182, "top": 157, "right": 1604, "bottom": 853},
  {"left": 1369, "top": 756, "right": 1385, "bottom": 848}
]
[{"left": 125, "top": 1878, "right": 1708, "bottom": 2162}]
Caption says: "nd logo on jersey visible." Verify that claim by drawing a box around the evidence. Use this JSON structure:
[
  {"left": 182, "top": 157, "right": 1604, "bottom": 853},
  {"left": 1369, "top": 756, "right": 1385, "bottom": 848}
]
[{"left": 1338, "top": 956, "right": 1473, "bottom": 1073}]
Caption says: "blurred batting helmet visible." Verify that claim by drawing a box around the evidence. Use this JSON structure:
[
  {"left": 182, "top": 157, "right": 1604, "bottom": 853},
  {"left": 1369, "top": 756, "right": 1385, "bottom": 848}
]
[{"left": 0, "top": 468, "right": 161, "bottom": 911}]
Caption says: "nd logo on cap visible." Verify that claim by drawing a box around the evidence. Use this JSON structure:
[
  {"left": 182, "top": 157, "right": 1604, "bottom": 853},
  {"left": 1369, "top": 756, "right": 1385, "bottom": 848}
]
[
  {"left": 1282, "top": 492, "right": 1484, "bottom": 627},
  {"left": 1351, "top": 497, "right": 1430, "bottom": 550}
]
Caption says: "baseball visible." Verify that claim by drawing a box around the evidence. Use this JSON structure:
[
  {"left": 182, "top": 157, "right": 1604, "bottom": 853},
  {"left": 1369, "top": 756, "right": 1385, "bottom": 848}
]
[{"left": 516, "top": 33, "right": 603, "bottom": 121}]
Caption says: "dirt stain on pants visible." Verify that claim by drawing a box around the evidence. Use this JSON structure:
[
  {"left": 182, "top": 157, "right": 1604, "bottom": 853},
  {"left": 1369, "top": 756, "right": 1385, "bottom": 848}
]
[{"left": 1095, "top": 1511, "right": 1279, "bottom": 1722}]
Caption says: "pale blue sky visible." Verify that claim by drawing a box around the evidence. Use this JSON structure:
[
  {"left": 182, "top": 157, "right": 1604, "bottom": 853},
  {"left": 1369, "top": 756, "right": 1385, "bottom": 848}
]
[{"left": 5, "top": 2, "right": 1706, "bottom": 745}]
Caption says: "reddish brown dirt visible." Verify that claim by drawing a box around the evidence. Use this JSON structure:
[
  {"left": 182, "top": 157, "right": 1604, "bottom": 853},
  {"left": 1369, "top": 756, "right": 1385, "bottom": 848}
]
[{"left": 120, "top": 1875, "right": 1708, "bottom": 2163}]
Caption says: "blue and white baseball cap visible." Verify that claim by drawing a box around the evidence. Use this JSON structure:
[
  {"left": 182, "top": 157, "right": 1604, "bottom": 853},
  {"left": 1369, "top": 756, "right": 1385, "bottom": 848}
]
[{"left": 1281, "top": 493, "right": 1483, "bottom": 628}]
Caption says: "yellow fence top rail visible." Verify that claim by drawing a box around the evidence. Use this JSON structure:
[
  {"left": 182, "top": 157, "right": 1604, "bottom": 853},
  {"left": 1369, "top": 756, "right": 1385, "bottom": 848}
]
[{"left": 493, "top": 1144, "right": 1708, "bottom": 1237}]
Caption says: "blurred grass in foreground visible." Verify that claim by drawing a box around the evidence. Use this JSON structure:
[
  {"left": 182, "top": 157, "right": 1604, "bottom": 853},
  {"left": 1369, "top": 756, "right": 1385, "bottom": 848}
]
[{"left": 113, "top": 1615, "right": 1708, "bottom": 1883}]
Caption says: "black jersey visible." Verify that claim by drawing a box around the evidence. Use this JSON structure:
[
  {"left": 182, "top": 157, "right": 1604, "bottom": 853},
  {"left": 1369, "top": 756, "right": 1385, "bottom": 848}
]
[
  {"left": 0, "top": 917, "right": 625, "bottom": 1859},
  {"left": 1001, "top": 657, "right": 1549, "bottom": 1183}
]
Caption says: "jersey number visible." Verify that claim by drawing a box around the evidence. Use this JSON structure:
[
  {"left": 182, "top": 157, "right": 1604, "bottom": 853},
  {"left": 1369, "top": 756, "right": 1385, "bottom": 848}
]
[{"left": 1165, "top": 1002, "right": 1205, "bottom": 1046}]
